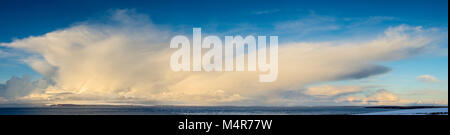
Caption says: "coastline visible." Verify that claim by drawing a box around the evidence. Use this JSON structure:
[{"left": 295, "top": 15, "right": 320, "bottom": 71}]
[
  {"left": 360, "top": 108, "right": 448, "bottom": 115},
  {"left": 0, "top": 104, "right": 447, "bottom": 115}
]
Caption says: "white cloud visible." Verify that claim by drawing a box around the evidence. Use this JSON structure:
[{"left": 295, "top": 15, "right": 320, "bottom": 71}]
[
  {"left": 0, "top": 10, "right": 441, "bottom": 106},
  {"left": 252, "top": 9, "right": 280, "bottom": 15},
  {"left": 275, "top": 14, "right": 340, "bottom": 35},
  {"left": 335, "top": 90, "right": 401, "bottom": 105},
  {"left": 417, "top": 75, "right": 439, "bottom": 83}
]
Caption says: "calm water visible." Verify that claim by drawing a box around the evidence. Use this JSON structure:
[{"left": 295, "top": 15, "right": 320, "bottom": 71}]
[{"left": 0, "top": 106, "right": 395, "bottom": 115}]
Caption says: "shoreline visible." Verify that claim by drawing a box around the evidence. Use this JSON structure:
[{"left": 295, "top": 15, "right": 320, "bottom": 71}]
[
  {"left": 365, "top": 106, "right": 448, "bottom": 109},
  {"left": 361, "top": 108, "right": 448, "bottom": 115}
]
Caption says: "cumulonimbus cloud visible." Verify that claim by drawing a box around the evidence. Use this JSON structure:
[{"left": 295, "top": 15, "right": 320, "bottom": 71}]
[{"left": 0, "top": 10, "right": 442, "bottom": 106}]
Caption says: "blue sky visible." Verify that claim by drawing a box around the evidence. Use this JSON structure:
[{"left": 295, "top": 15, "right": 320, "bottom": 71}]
[
  {"left": 0, "top": 0, "right": 447, "bottom": 41},
  {"left": 0, "top": 0, "right": 448, "bottom": 105}
]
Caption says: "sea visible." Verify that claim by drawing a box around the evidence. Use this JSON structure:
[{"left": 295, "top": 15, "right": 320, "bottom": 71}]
[{"left": 0, "top": 106, "right": 396, "bottom": 115}]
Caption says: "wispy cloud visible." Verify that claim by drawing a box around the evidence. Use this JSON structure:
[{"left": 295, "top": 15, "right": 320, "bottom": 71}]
[
  {"left": 0, "top": 49, "right": 13, "bottom": 58},
  {"left": 417, "top": 75, "right": 440, "bottom": 83},
  {"left": 346, "top": 16, "right": 398, "bottom": 28},
  {"left": 252, "top": 9, "right": 280, "bottom": 15},
  {"left": 275, "top": 14, "right": 340, "bottom": 35}
]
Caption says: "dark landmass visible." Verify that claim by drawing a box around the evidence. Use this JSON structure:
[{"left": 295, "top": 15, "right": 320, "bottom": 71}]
[
  {"left": 2, "top": 104, "right": 447, "bottom": 115},
  {"left": 366, "top": 106, "right": 448, "bottom": 109},
  {"left": 49, "top": 104, "right": 449, "bottom": 110}
]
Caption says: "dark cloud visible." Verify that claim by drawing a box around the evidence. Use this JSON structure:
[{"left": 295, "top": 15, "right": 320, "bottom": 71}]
[
  {"left": 340, "top": 65, "right": 391, "bottom": 80},
  {"left": 0, "top": 75, "right": 50, "bottom": 99}
]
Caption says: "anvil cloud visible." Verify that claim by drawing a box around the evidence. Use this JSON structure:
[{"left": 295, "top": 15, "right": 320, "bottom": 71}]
[{"left": 0, "top": 10, "right": 443, "bottom": 106}]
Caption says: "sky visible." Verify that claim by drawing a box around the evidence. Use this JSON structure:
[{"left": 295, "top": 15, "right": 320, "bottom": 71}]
[{"left": 0, "top": 0, "right": 448, "bottom": 106}]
